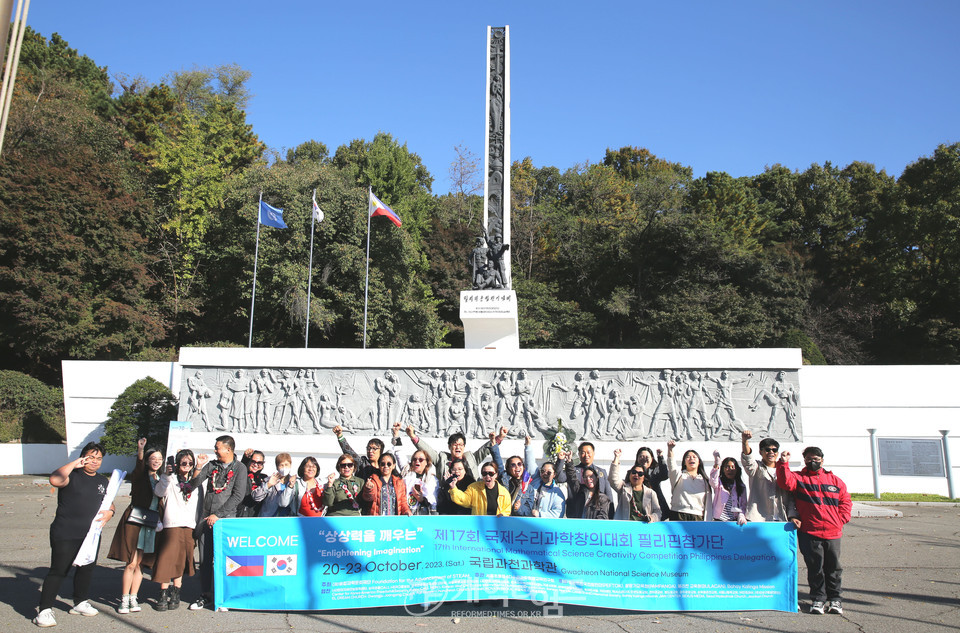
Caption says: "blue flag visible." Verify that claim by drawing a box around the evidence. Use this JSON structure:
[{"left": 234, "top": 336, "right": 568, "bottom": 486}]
[{"left": 259, "top": 200, "right": 288, "bottom": 229}]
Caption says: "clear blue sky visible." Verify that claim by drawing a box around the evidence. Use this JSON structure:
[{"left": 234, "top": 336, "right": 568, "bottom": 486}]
[{"left": 25, "top": 1, "right": 960, "bottom": 193}]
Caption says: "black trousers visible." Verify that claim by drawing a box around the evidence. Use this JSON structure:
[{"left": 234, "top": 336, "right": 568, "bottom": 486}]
[
  {"left": 197, "top": 523, "right": 214, "bottom": 597},
  {"left": 39, "top": 535, "right": 97, "bottom": 611},
  {"left": 798, "top": 531, "right": 843, "bottom": 602}
]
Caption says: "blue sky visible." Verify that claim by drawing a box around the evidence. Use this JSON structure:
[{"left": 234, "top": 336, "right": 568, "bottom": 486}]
[{"left": 25, "top": 1, "right": 960, "bottom": 193}]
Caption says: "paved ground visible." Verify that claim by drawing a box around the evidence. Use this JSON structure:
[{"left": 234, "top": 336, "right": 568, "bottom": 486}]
[{"left": 2, "top": 476, "right": 957, "bottom": 632}]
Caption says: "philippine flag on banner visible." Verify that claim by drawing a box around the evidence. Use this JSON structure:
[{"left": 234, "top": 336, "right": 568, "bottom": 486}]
[
  {"left": 369, "top": 191, "right": 402, "bottom": 227},
  {"left": 267, "top": 554, "right": 298, "bottom": 576},
  {"left": 226, "top": 555, "right": 264, "bottom": 577},
  {"left": 259, "top": 200, "right": 288, "bottom": 229}
]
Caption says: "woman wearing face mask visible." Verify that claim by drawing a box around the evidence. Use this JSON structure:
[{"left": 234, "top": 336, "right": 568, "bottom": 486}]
[
  {"left": 666, "top": 440, "right": 712, "bottom": 521},
  {"left": 710, "top": 450, "right": 747, "bottom": 525},
  {"left": 436, "top": 458, "right": 475, "bottom": 515},
  {"left": 564, "top": 459, "right": 610, "bottom": 520},
  {"left": 293, "top": 457, "right": 321, "bottom": 516},
  {"left": 151, "top": 449, "right": 200, "bottom": 611},
  {"left": 260, "top": 453, "right": 295, "bottom": 517},
  {"left": 362, "top": 453, "right": 411, "bottom": 516},
  {"left": 108, "top": 438, "right": 163, "bottom": 615},
  {"left": 401, "top": 450, "right": 438, "bottom": 515}
]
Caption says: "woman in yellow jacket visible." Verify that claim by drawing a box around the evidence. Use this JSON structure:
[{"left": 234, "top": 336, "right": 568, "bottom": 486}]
[{"left": 448, "top": 460, "right": 512, "bottom": 516}]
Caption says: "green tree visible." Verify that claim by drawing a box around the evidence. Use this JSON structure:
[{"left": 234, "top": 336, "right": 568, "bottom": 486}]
[
  {"left": 100, "top": 378, "right": 177, "bottom": 455},
  {"left": 0, "top": 371, "right": 65, "bottom": 442},
  {"left": 0, "top": 75, "right": 164, "bottom": 380}
]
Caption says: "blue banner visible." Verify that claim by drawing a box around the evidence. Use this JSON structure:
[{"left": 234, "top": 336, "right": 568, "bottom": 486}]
[{"left": 214, "top": 516, "right": 797, "bottom": 613}]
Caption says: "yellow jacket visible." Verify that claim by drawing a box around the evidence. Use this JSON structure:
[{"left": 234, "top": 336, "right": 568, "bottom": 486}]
[{"left": 449, "top": 481, "right": 512, "bottom": 516}]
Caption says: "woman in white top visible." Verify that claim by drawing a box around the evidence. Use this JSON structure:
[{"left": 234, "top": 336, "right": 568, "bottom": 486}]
[
  {"left": 401, "top": 449, "right": 439, "bottom": 515},
  {"left": 152, "top": 449, "right": 201, "bottom": 611},
  {"left": 666, "top": 440, "right": 711, "bottom": 521}
]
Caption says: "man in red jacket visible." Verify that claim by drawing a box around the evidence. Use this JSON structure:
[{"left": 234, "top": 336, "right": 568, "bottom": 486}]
[{"left": 777, "top": 447, "right": 852, "bottom": 616}]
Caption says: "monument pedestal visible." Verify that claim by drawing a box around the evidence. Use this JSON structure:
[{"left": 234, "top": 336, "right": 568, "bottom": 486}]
[{"left": 460, "top": 289, "right": 519, "bottom": 349}]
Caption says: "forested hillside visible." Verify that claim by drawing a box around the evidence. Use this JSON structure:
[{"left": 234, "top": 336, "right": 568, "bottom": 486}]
[{"left": 2, "top": 30, "right": 958, "bottom": 386}]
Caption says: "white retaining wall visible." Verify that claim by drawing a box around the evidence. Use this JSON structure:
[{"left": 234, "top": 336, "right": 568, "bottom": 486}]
[{"left": 51, "top": 350, "right": 960, "bottom": 497}]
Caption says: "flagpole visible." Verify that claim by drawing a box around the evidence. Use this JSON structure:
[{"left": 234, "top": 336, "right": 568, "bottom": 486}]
[
  {"left": 248, "top": 191, "right": 262, "bottom": 348},
  {"left": 305, "top": 189, "right": 317, "bottom": 348},
  {"left": 362, "top": 185, "right": 372, "bottom": 349}
]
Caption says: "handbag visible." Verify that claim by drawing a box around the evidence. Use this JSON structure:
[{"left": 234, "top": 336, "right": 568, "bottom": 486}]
[{"left": 127, "top": 506, "right": 160, "bottom": 529}]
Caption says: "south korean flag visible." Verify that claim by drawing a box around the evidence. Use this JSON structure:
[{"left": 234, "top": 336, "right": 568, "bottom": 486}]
[{"left": 267, "top": 554, "right": 297, "bottom": 576}]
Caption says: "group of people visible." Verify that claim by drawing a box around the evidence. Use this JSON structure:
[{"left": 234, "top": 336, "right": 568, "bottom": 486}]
[{"left": 35, "top": 425, "right": 851, "bottom": 626}]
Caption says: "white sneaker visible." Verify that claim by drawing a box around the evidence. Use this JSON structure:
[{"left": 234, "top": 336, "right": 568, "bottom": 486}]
[
  {"left": 68, "top": 601, "right": 98, "bottom": 617},
  {"left": 33, "top": 608, "right": 56, "bottom": 627},
  {"left": 188, "top": 597, "right": 207, "bottom": 611},
  {"left": 117, "top": 595, "right": 130, "bottom": 615},
  {"left": 128, "top": 596, "right": 141, "bottom": 613}
]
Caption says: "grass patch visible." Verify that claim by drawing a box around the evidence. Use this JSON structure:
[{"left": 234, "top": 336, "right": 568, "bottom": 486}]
[{"left": 851, "top": 492, "right": 960, "bottom": 503}]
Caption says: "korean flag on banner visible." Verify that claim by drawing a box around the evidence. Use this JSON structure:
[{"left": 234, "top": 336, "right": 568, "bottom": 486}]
[{"left": 267, "top": 554, "right": 298, "bottom": 576}]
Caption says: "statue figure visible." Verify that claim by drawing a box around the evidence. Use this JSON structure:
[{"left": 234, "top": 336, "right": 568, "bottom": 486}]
[
  {"left": 705, "top": 370, "right": 750, "bottom": 439},
  {"left": 187, "top": 370, "right": 213, "bottom": 431},
  {"left": 470, "top": 237, "right": 489, "bottom": 290},
  {"left": 749, "top": 371, "right": 801, "bottom": 441},
  {"left": 250, "top": 369, "right": 276, "bottom": 433},
  {"left": 488, "top": 234, "right": 510, "bottom": 289},
  {"left": 225, "top": 370, "right": 248, "bottom": 434}
]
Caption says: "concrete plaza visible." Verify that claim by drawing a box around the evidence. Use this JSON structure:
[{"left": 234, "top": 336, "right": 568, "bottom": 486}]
[{"left": 1, "top": 476, "right": 957, "bottom": 632}]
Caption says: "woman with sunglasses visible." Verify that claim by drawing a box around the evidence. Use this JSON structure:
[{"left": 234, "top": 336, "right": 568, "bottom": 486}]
[
  {"left": 610, "top": 449, "right": 661, "bottom": 522},
  {"left": 292, "top": 456, "right": 321, "bottom": 516},
  {"left": 316, "top": 454, "right": 365, "bottom": 516},
  {"left": 448, "top": 461, "right": 511, "bottom": 516},
  {"left": 362, "top": 453, "right": 412, "bottom": 516},
  {"left": 151, "top": 450, "right": 200, "bottom": 611},
  {"left": 666, "top": 439, "right": 712, "bottom": 521},
  {"left": 108, "top": 437, "right": 163, "bottom": 615},
  {"left": 401, "top": 449, "right": 439, "bottom": 515}
]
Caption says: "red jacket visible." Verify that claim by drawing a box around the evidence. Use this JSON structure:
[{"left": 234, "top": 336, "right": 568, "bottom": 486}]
[
  {"left": 776, "top": 461, "right": 851, "bottom": 539},
  {"left": 361, "top": 473, "right": 410, "bottom": 516}
]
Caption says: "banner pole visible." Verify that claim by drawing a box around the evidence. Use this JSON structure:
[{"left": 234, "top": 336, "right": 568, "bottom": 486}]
[{"left": 248, "top": 192, "right": 262, "bottom": 348}]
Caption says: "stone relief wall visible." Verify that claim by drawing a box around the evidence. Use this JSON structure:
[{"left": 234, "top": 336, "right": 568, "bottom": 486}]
[{"left": 178, "top": 367, "right": 802, "bottom": 442}]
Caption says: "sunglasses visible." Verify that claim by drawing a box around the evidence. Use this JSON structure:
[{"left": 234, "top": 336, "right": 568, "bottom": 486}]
[
  {"left": 628, "top": 470, "right": 644, "bottom": 477},
  {"left": 760, "top": 447, "right": 779, "bottom": 453},
  {"left": 381, "top": 462, "right": 395, "bottom": 467},
  {"left": 481, "top": 472, "right": 497, "bottom": 478},
  {"left": 412, "top": 457, "right": 426, "bottom": 463},
  {"left": 250, "top": 460, "right": 264, "bottom": 465},
  {"left": 179, "top": 461, "right": 194, "bottom": 467},
  {"left": 339, "top": 463, "right": 355, "bottom": 468}
]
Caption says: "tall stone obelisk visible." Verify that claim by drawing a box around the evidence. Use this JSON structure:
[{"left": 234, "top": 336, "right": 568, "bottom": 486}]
[{"left": 460, "top": 25, "right": 519, "bottom": 349}]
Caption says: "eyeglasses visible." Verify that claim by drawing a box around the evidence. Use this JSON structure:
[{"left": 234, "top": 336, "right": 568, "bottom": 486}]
[
  {"left": 250, "top": 460, "right": 264, "bottom": 465},
  {"left": 481, "top": 472, "right": 497, "bottom": 478},
  {"left": 412, "top": 457, "right": 426, "bottom": 463},
  {"left": 339, "top": 463, "right": 355, "bottom": 469},
  {"left": 450, "top": 441, "right": 466, "bottom": 448},
  {"left": 508, "top": 462, "right": 522, "bottom": 468},
  {"left": 366, "top": 446, "right": 379, "bottom": 453},
  {"left": 381, "top": 462, "right": 395, "bottom": 467},
  {"left": 179, "top": 461, "right": 194, "bottom": 467}
]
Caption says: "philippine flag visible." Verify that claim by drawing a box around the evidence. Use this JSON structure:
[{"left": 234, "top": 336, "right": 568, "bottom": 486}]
[
  {"left": 267, "top": 554, "right": 298, "bottom": 576},
  {"left": 369, "top": 191, "right": 402, "bottom": 227},
  {"left": 226, "top": 555, "right": 264, "bottom": 577}
]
